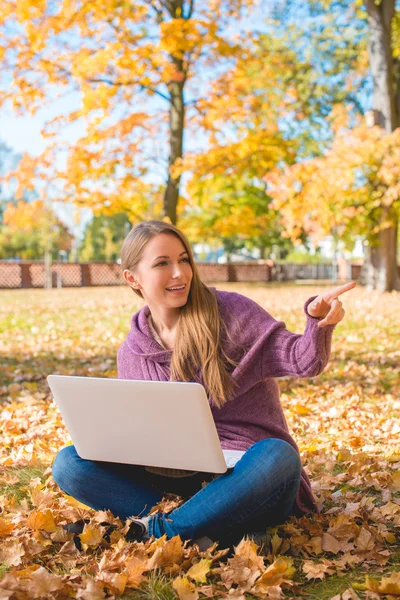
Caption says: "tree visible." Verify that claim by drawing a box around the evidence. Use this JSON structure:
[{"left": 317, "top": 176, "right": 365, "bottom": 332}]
[
  {"left": 362, "top": 0, "right": 400, "bottom": 290},
  {"left": 0, "top": 200, "right": 74, "bottom": 259},
  {"left": 78, "top": 212, "right": 131, "bottom": 261},
  {"left": 0, "top": 0, "right": 257, "bottom": 226},
  {"left": 264, "top": 111, "right": 400, "bottom": 276},
  {"left": 176, "top": 18, "right": 365, "bottom": 254},
  {"left": 268, "top": 0, "right": 400, "bottom": 291}
]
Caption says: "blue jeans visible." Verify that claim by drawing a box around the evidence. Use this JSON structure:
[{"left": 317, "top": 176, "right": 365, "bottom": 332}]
[{"left": 52, "top": 438, "right": 302, "bottom": 546}]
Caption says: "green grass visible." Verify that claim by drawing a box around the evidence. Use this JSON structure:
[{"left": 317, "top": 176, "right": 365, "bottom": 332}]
[
  {"left": 121, "top": 570, "right": 177, "bottom": 599},
  {"left": 0, "top": 465, "right": 47, "bottom": 503}
]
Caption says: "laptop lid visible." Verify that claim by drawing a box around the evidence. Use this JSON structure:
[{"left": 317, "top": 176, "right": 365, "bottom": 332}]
[{"left": 47, "top": 375, "right": 229, "bottom": 474}]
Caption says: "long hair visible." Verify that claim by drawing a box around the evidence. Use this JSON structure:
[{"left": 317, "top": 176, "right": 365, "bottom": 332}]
[{"left": 120, "top": 220, "right": 246, "bottom": 408}]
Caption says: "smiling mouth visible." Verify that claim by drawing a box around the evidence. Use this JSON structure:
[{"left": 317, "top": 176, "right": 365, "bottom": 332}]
[{"left": 166, "top": 284, "right": 186, "bottom": 291}]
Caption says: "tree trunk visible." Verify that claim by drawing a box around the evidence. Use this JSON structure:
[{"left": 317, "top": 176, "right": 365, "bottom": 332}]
[
  {"left": 164, "top": 69, "right": 184, "bottom": 225},
  {"left": 259, "top": 243, "right": 267, "bottom": 260},
  {"left": 163, "top": 0, "right": 185, "bottom": 226},
  {"left": 364, "top": 0, "right": 400, "bottom": 291}
]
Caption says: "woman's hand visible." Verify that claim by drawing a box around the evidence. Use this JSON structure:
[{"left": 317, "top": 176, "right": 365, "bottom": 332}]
[{"left": 307, "top": 281, "right": 357, "bottom": 328}]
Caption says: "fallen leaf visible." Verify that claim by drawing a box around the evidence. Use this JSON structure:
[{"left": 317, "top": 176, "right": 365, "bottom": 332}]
[
  {"left": 25, "top": 566, "right": 63, "bottom": 598},
  {"left": 173, "top": 575, "right": 199, "bottom": 600},
  {"left": 0, "top": 540, "right": 25, "bottom": 567},
  {"left": 322, "top": 532, "right": 342, "bottom": 554},
  {"left": 187, "top": 558, "right": 212, "bottom": 583},
  {"left": 0, "top": 518, "right": 14, "bottom": 537},
  {"left": 26, "top": 509, "right": 57, "bottom": 532}
]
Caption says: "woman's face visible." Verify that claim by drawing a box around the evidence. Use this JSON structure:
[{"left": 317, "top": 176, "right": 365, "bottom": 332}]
[{"left": 124, "top": 233, "right": 193, "bottom": 307}]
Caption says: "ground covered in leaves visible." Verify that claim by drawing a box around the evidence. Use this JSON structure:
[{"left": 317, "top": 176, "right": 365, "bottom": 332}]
[{"left": 0, "top": 282, "right": 399, "bottom": 600}]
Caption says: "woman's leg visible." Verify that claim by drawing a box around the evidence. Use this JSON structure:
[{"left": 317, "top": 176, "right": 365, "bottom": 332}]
[
  {"left": 52, "top": 445, "right": 165, "bottom": 520},
  {"left": 147, "top": 438, "right": 302, "bottom": 544}
]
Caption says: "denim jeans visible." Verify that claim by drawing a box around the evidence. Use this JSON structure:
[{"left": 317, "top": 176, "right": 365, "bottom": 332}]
[{"left": 52, "top": 437, "right": 303, "bottom": 546}]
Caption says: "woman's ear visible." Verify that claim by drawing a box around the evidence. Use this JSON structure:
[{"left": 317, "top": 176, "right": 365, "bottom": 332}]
[{"left": 123, "top": 269, "right": 140, "bottom": 288}]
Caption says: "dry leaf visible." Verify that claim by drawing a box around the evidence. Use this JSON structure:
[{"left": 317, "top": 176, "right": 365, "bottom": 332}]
[
  {"left": 187, "top": 558, "right": 212, "bottom": 583},
  {"left": 79, "top": 525, "right": 103, "bottom": 547},
  {"left": 0, "top": 540, "right": 25, "bottom": 567},
  {"left": 322, "top": 532, "right": 342, "bottom": 554},
  {"left": 26, "top": 509, "right": 57, "bottom": 532},
  {"left": 0, "top": 518, "right": 14, "bottom": 537},
  {"left": 173, "top": 575, "right": 199, "bottom": 600},
  {"left": 25, "top": 566, "right": 63, "bottom": 598},
  {"left": 126, "top": 557, "right": 147, "bottom": 588}
]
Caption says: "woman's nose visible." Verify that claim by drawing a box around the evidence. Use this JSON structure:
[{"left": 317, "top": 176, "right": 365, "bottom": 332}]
[{"left": 172, "top": 265, "right": 183, "bottom": 277}]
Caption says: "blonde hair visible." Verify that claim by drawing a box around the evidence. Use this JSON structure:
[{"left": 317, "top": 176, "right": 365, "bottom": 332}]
[{"left": 120, "top": 220, "right": 246, "bottom": 409}]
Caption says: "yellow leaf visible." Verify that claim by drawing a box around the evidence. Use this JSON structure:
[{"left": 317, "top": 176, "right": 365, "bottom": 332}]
[
  {"left": 126, "top": 557, "right": 147, "bottom": 588},
  {"left": 26, "top": 509, "right": 57, "bottom": 532},
  {"left": 377, "top": 572, "right": 400, "bottom": 594},
  {"left": 186, "top": 558, "right": 212, "bottom": 583},
  {"left": 100, "top": 572, "right": 128, "bottom": 595},
  {"left": 293, "top": 403, "right": 311, "bottom": 415},
  {"left": 0, "top": 517, "right": 14, "bottom": 537},
  {"left": 390, "top": 471, "right": 400, "bottom": 490},
  {"left": 79, "top": 525, "right": 103, "bottom": 547},
  {"left": 64, "top": 493, "right": 92, "bottom": 510},
  {"left": 256, "top": 557, "right": 295, "bottom": 587},
  {"left": 172, "top": 576, "right": 199, "bottom": 600}
]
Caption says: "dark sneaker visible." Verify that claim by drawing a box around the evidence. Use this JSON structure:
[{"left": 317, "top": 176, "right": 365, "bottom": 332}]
[
  {"left": 63, "top": 518, "right": 149, "bottom": 549},
  {"left": 124, "top": 519, "right": 148, "bottom": 543}
]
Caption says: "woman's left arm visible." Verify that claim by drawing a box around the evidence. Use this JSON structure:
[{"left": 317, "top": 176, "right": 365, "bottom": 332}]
[{"left": 260, "top": 282, "right": 357, "bottom": 379}]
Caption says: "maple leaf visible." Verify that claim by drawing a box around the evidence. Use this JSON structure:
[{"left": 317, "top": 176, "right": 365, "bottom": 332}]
[
  {"left": 187, "top": 558, "right": 212, "bottom": 583},
  {"left": 146, "top": 535, "right": 185, "bottom": 571},
  {"left": 302, "top": 559, "right": 335, "bottom": 580},
  {"left": 253, "top": 556, "right": 295, "bottom": 589},
  {"left": 0, "top": 540, "right": 25, "bottom": 567},
  {"left": 322, "top": 532, "right": 342, "bottom": 554},
  {"left": 75, "top": 579, "right": 107, "bottom": 600},
  {"left": 125, "top": 556, "right": 147, "bottom": 588},
  {"left": 26, "top": 509, "right": 58, "bottom": 532},
  {"left": 24, "top": 566, "right": 64, "bottom": 598},
  {"left": 173, "top": 575, "right": 199, "bottom": 600},
  {"left": 98, "top": 572, "right": 128, "bottom": 596},
  {"left": 355, "top": 527, "right": 375, "bottom": 552},
  {"left": 0, "top": 517, "right": 14, "bottom": 537},
  {"left": 79, "top": 524, "right": 103, "bottom": 548}
]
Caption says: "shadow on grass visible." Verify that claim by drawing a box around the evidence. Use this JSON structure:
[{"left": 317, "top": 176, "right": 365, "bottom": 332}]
[{"left": 0, "top": 352, "right": 118, "bottom": 393}]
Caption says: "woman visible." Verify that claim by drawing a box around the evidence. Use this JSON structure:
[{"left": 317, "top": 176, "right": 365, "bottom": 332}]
[{"left": 52, "top": 220, "right": 355, "bottom": 549}]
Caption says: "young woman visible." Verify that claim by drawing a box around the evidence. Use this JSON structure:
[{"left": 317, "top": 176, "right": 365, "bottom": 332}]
[{"left": 52, "top": 220, "right": 355, "bottom": 549}]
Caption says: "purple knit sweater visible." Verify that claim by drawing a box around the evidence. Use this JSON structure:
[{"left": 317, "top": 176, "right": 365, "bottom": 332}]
[{"left": 117, "top": 287, "right": 336, "bottom": 516}]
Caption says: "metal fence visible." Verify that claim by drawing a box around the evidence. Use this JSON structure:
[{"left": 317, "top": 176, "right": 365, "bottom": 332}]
[{"left": 0, "top": 260, "right": 362, "bottom": 289}]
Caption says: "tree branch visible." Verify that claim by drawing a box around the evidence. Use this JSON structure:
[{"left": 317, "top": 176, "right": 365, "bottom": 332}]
[
  {"left": 184, "top": 0, "right": 194, "bottom": 19},
  {"left": 88, "top": 77, "right": 171, "bottom": 102}
]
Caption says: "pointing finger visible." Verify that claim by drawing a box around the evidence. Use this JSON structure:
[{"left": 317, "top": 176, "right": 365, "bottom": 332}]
[{"left": 323, "top": 281, "right": 356, "bottom": 302}]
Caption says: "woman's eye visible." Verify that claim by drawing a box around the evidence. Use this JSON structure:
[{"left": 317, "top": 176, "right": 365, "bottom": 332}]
[{"left": 156, "top": 258, "right": 189, "bottom": 267}]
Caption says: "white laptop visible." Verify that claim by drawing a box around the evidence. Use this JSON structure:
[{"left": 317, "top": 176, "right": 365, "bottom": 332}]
[{"left": 47, "top": 375, "right": 245, "bottom": 473}]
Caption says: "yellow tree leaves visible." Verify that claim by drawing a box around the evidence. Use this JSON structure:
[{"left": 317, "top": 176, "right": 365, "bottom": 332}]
[
  {"left": 1, "top": 198, "right": 74, "bottom": 257},
  {"left": 264, "top": 120, "right": 400, "bottom": 248},
  {"left": 0, "top": 0, "right": 257, "bottom": 222}
]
